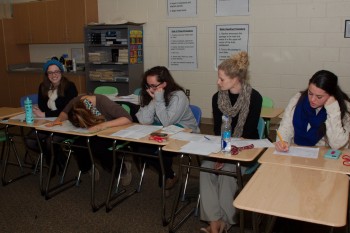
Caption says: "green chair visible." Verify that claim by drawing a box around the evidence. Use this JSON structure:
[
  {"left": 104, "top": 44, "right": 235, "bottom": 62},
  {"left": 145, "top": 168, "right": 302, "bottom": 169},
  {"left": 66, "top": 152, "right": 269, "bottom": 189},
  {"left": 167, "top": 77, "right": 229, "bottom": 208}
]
[
  {"left": 121, "top": 104, "right": 130, "bottom": 114},
  {"left": 94, "top": 86, "right": 118, "bottom": 95},
  {"left": 262, "top": 96, "right": 274, "bottom": 138}
]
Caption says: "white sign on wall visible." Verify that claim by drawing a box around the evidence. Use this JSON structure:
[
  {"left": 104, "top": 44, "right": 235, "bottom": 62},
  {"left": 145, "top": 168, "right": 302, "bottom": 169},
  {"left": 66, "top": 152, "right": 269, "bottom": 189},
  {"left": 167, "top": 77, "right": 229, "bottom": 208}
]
[
  {"left": 216, "top": 24, "right": 249, "bottom": 67},
  {"left": 168, "top": 26, "right": 198, "bottom": 70},
  {"left": 168, "top": 0, "right": 197, "bottom": 18},
  {"left": 216, "top": 0, "right": 249, "bottom": 16}
]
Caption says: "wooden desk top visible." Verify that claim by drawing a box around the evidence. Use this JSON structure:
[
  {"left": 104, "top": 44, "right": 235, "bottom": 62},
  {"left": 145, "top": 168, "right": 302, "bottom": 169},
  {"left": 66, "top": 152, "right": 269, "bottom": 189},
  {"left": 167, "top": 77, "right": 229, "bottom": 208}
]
[
  {"left": 0, "top": 107, "right": 24, "bottom": 120},
  {"left": 163, "top": 137, "right": 265, "bottom": 162},
  {"left": 234, "top": 164, "right": 348, "bottom": 227},
  {"left": 97, "top": 123, "right": 169, "bottom": 146},
  {"left": 259, "top": 147, "right": 350, "bottom": 175},
  {"left": 4, "top": 118, "right": 51, "bottom": 128},
  {"left": 35, "top": 121, "right": 99, "bottom": 137},
  {"left": 260, "top": 107, "right": 284, "bottom": 119}
]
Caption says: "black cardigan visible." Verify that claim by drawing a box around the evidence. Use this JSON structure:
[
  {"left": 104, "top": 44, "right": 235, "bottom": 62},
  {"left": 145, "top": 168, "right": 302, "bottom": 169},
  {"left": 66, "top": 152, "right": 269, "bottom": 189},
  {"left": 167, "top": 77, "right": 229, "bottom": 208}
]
[{"left": 38, "top": 81, "right": 78, "bottom": 117}]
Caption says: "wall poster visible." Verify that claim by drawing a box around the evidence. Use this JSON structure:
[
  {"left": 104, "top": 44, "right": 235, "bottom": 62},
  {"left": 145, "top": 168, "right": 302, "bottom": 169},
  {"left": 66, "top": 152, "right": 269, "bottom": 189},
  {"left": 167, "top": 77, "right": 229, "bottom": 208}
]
[
  {"left": 167, "top": 0, "right": 197, "bottom": 18},
  {"left": 216, "top": 24, "right": 249, "bottom": 67},
  {"left": 168, "top": 26, "right": 198, "bottom": 70}
]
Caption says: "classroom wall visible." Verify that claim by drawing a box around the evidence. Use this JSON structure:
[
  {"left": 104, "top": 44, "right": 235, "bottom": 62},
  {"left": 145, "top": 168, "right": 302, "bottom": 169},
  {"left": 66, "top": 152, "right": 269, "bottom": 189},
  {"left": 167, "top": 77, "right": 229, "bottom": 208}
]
[{"left": 23, "top": 0, "right": 350, "bottom": 120}]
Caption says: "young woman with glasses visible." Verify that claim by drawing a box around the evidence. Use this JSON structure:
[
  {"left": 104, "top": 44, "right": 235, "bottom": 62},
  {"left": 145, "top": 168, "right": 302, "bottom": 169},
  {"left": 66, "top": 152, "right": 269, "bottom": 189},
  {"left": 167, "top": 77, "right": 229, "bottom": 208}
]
[
  {"left": 26, "top": 59, "right": 78, "bottom": 177},
  {"left": 136, "top": 66, "right": 200, "bottom": 193}
]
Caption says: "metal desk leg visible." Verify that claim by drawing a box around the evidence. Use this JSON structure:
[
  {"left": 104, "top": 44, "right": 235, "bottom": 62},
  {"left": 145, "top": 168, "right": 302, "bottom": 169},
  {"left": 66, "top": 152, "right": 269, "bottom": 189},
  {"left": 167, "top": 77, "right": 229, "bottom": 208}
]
[
  {"left": 1, "top": 125, "right": 32, "bottom": 186},
  {"left": 236, "top": 162, "right": 245, "bottom": 233}
]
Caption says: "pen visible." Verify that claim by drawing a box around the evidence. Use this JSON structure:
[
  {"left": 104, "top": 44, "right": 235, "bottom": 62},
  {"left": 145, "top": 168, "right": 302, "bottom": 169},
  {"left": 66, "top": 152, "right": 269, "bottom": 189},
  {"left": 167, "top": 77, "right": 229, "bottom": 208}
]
[
  {"left": 204, "top": 136, "right": 211, "bottom": 141},
  {"left": 276, "top": 130, "right": 286, "bottom": 148}
]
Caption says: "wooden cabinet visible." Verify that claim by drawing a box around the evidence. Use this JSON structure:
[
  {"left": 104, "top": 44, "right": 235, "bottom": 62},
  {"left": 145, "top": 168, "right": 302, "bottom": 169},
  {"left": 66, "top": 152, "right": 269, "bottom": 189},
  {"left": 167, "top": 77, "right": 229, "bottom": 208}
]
[
  {"left": 12, "top": 1, "right": 48, "bottom": 44},
  {"left": 14, "top": 0, "right": 98, "bottom": 44},
  {"left": 12, "top": 3, "right": 30, "bottom": 44},
  {"left": 0, "top": 20, "right": 10, "bottom": 107}
]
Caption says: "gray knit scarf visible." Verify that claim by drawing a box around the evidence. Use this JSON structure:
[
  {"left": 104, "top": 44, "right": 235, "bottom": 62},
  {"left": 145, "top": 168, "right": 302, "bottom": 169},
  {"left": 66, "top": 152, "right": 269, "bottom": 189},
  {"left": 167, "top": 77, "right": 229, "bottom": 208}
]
[{"left": 218, "top": 83, "right": 252, "bottom": 137}]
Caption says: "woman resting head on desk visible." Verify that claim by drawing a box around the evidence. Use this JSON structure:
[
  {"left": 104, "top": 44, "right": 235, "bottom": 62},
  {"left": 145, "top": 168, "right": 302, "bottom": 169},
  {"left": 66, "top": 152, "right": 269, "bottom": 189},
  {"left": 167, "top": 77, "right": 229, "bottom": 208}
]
[
  {"left": 275, "top": 70, "right": 350, "bottom": 152},
  {"left": 200, "top": 51, "right": 262, "bottom": 233},
  {"left": 50, "top": 94, "right": 133, "bottom": 183},
  {"left": 33, "top": 59, "right": 78, "bottom": 118},
  {"left": 136, "top": 66, "right": 199, "bottom": 192}
]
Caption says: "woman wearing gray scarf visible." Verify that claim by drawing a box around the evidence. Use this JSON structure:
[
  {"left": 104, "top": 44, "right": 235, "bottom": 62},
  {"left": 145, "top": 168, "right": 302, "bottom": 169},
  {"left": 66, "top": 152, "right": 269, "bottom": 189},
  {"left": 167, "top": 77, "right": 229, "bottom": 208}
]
[{"left": 200, "top": 51, "right": 262, "bottom": 233}]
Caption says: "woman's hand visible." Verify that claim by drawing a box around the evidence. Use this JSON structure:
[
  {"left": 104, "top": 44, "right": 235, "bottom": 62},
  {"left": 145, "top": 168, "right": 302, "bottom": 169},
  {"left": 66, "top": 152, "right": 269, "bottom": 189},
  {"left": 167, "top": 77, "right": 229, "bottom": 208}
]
[
  {"left": 214, "top": 161, "right": 224, "bottom": 170},
  {"left": 88, "top": 122, "right": 107, "bottom": 132},
  {"left": 325, "top": 96, "right": 336, "bottom": 106},
  {"left": 275, "top": 140, "right": 289, "bottom": 152},
  {"left": 146, "top": 88, "right": 155, "bottom": 98},
  {"left": 33, "top": 106, "right": 45, "bottom": 118}
]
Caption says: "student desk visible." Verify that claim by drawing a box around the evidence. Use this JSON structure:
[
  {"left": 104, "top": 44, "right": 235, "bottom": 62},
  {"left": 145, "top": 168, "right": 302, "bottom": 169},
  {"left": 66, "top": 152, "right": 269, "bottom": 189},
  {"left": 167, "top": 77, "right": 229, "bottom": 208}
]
[
  {"left": 259, "top": 147, "right": 350, "bottom": 175},
  {"left": 97, "top": 123, "right": 177, "bottom": 226},
  {"left": 162, "top": 138, "right": 266, "bottom": 233},
  {"left": 0, "top": 107, "right": 24, "bottom": 120},
  {"left": 234, "top": 163, "right": 349, "bottom": 233},
  {"left": 1, "top": 116, "right": 50, "bottom": 192},
  {"left": 260, "top": 107, "right": 284, "bottom": 140},
  {"left": 36, "top": 121, "right": 104, "bottom": 211}
]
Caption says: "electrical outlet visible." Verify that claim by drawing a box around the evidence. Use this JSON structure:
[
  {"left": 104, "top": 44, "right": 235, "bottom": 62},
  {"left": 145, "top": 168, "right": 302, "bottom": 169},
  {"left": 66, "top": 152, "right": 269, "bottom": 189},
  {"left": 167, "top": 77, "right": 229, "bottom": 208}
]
[{"left": 185, "top": 89, "right": 190, "bottom": 97}]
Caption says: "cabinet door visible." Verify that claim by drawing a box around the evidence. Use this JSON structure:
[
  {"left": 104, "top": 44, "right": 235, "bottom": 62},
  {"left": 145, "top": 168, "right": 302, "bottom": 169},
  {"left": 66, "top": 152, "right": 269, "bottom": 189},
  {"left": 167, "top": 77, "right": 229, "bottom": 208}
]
[
  {"left": 0, "top": 20, "right": 10, "bottom": 107},
  {"left": 65, "top": 0, "right": 85, "bottom": 43},
  {"left": 28, "top": 1, "right": 49, "bottom": 44},
  {"left": 65, "top": 73, "right": 86, "bottom": 94},
  {"left": 46, "top": 0, "right": 67, "bottom": 43},
  {"left": 12, "top": 3, "right": 31, "bottom": 44}
]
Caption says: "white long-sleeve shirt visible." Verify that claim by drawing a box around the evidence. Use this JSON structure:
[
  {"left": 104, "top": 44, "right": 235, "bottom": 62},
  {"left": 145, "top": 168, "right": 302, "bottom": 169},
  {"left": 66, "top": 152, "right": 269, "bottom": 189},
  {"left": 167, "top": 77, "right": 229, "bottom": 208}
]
[{"left": 277, "top": 93, "right": 350, "bottom": 149}]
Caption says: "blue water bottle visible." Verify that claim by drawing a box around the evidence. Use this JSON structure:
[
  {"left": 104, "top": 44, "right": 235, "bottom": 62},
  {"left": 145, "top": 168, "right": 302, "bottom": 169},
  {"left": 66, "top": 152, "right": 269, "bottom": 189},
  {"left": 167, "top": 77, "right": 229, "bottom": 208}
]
[
  {"left": 221, "top": 115, "right": 231, "bottom": 154},
  {"left": 24, "top": 97, "right": 34, "bottom": 124}
]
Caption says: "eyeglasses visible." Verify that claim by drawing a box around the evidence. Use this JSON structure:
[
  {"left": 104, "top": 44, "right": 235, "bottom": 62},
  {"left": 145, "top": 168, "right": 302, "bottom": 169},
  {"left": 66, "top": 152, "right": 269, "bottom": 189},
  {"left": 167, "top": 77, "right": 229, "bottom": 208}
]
[
  {"left": 47, "top": 70, "right": 61, "bottom": 76},
  {"left": 146, "top": 82, "right": 163, "bottom": 89}
]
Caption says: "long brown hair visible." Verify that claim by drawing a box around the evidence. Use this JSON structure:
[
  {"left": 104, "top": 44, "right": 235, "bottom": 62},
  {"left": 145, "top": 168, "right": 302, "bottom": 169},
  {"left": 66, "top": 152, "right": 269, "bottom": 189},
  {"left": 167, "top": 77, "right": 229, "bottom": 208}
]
[
  {"left": 68, "top": 99, "right": 106, "bottom": 128},
  {"left": 140, "top": 66, "right": 185, "bottom": 107}
]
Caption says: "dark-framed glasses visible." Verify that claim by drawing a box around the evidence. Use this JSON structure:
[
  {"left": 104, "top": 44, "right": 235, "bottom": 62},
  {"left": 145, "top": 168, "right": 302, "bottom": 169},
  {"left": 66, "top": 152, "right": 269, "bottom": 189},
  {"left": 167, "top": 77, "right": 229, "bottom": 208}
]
[
  {"left": 146, "top": 82, "right": 163, "bottom": 89},
  {"left": 47, "top": 70, "right": 62, "bottom": 76}
]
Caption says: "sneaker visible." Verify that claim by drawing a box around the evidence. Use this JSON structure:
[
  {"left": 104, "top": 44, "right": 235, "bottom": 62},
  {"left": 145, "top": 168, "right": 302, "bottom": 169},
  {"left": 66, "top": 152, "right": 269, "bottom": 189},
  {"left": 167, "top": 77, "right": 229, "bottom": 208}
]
[
  {"left": 121, "top": 161, "right": 132, "bottom": 186},
  {"left": 165, "top": 176, "right": 178, "bottom": 190},
  {"left": 88, "top": 166, "right": 100, "bottom": 182}
]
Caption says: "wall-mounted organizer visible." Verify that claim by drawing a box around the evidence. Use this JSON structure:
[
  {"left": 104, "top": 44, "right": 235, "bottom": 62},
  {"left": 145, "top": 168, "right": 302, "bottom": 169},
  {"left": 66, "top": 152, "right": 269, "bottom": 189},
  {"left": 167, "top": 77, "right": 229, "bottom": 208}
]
[{"left": 84, "top": 24, "right": 144, "bottom": 95}]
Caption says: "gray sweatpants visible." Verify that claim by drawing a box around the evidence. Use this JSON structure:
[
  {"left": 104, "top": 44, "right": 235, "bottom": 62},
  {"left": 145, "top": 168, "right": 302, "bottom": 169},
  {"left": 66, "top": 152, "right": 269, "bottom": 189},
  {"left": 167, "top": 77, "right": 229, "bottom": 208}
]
[{"left": 199, "top": 160, "right": 241, "bottom": 225}]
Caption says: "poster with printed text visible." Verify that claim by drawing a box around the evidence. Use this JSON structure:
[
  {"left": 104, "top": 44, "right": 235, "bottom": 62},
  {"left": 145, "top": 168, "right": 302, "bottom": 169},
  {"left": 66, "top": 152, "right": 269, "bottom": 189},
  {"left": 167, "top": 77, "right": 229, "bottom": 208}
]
[
  {"left": 168, "top": 26, "right": 198, "bottom": 70},
  {"left": 168, "top": 0, "right": 197, "bottom": 18},
  {"left": 216, "top": 0, "right": 249, "bottom": 16},
  {"left": 216, "top": 24, "right": 249, "bottom": 67}
]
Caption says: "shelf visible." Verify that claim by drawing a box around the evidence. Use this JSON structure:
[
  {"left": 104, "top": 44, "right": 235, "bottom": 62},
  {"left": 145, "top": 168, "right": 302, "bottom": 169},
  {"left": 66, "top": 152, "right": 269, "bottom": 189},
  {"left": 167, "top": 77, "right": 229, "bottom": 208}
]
[{"left": 85, "top": 24, "right": 144, "bottom": 95}]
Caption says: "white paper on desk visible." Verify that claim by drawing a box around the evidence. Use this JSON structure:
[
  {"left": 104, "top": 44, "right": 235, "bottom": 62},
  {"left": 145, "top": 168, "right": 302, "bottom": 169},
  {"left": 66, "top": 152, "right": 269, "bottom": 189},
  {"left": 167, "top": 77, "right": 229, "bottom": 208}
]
[
  {"left": 180, "top": 141, "right": 221, "bottom": 156},
  {"left": 160, "top": 125, "right": 184, "bottom": 135},
  {"left": 273, "top": 146, "right": 319, "bottom": 159},
  {"left": 231, "top": 138, "right": 274, "bottom": 148},
  {"left": 110, "top": 125, "right": 163, "bottom": 139},
  {"left": 170, "top": 132, "right": 221, "bottom": 144},
  {"left": 9, "top": 113, "right": 25, "bottom": 120}
]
